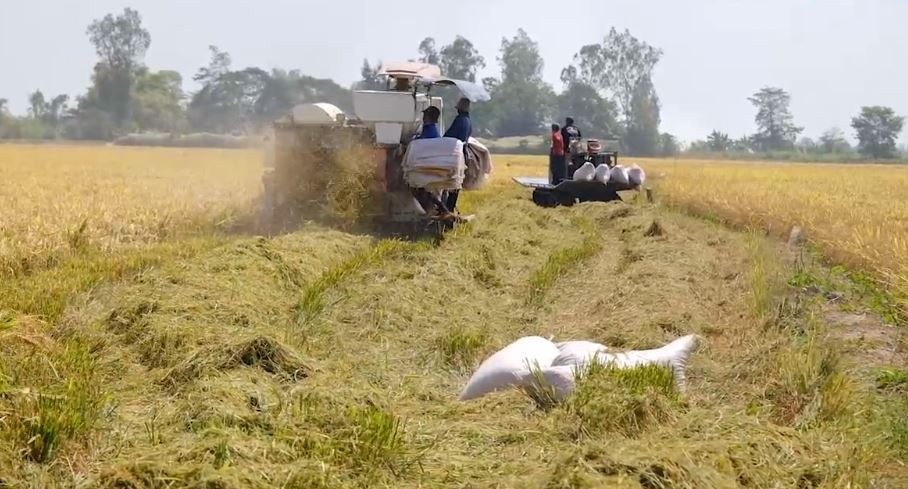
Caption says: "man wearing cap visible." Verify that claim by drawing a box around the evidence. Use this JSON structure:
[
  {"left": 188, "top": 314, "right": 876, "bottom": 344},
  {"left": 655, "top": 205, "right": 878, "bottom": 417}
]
[
  {"left": 419, "top": 106, "right": 441, "bottom": 139},
  {"left": 411, "top": 105, "right": 448, "bottom": 217},
  {"left": 561, "top": 117, "right": 581, "bottom": 154}
]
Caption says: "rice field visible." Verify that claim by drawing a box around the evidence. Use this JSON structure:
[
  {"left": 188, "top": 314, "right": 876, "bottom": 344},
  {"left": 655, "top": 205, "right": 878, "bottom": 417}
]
[
  {"left": 1, "top": 144, "right": 908, "bottom": 487},
  {"left": 0, "top": 144, "right": 261, "bottom": 277},
  {"left": 503, "top": 155, "right": 908, "bottom": 313},
  {"left": 638, "top": 158, "right": 908, "bottom": 304}
]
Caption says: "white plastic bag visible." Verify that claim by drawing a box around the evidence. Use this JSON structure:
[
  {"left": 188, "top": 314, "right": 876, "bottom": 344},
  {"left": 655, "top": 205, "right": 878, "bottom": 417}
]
[
  {"left": 610, "top": 164, "right": 629, "bottom": 186},
  {"left": 458, "top": 336, "right": 560, "bottom": 401},
  {"left": 552, "top": 340, "right": 610, "bottom": 368},
  {"left": 403, "top": 137, "right": 466, "bottom": 190},
  {"left": 628, "top": 163, "right": 646, "bottom": 187},
  {"left": 573, "top": 162, "right": 596, "bottom": 181},
  {"left": 518, "top": 365, "right": 577, "bottom": 402},
  {"left": 594, "top": 164, "right": 610, "bottom": 184},
  {"left": 593, "top": 334, "right": 700, "bottom": 387}
]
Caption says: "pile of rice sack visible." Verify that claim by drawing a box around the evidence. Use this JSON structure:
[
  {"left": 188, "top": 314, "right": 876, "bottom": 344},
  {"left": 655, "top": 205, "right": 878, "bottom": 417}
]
[
  {"left": 572, "top": 162, "right": 646, "bottom": 187},
  {"left": 402, "top": 136, "right": 493, "bottom": 192},
  {"left": 403, "top": 137, "right": 467, "bottom": 191},
  {"left": 458, "top": 334, "right": 699, "bottom": 402}
]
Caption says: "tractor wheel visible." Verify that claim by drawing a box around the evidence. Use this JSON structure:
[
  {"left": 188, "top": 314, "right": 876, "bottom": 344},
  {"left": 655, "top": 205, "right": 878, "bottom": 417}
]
[
  {"left": 555, "top": 191, "right": 576, "bottom": 207},
  {"left": 532, "top": 189, "right": 558, "bottom": 208}
]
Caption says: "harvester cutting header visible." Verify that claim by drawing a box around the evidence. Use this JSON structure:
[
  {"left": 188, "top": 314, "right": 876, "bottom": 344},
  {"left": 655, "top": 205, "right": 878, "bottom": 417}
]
[{"left": 260, "top": 61, "right": 493, "bottom": 236}]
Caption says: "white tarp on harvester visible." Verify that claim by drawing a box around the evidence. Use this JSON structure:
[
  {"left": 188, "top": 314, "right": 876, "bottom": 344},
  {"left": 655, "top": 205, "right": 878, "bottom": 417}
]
[
  {"left": 403, "top": 137, "right": 466, "bottom": 190},
  {"left": 463, "top": 137, "right": 493, "bottom": 190}
]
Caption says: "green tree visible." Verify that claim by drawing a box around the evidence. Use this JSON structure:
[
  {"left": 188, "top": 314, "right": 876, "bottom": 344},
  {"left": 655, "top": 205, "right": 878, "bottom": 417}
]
[
  {"left": 707, "top": 130, "right": 730, "bottom": 151},
  {"left": 188, "top": 46, "right": 267, "bottom": 133},
  {"left": 417, "top": 37, "right": 440, "bottom": 65},
  {"left": 623, "top": 75, "right": 661, "bottom": 155},
  {"left": 851, "top": 106, "right": 904, "bottom": 159},
  {"left": 556, "top": 79, "right": 617, "bottom": 140},
  {"left": 566, "top": 28, "right": 662, "bottom": 128},
  {"left": 355, "top": 59, "right": 384, "bottom": 90},
  {"left": 747, "top": 87, "right": 802, "bottom": 151},
  {"left": 439, "top": 36, "right": 485, "bottom": 81},
  {"left": 796, "top": 137, "right": 818, "bottom": 154},
  {"left": 254, "top": 69, "right": 352, "bottom": 122},
  {"left": 732, "top": 135, "right": 754, "bottom": 152},
  {"left": 818, "top": 127, "right": 851, "bottom": 154},
  {"left": 477, "top": 29, "right": 553, "bottom": 137},
  {"left": 192, "top": 46, "right": 232, "bottom": 86},
  {"left": 189, "top": 66, "right": 269, "bottom": 134},
  {"left": 659, "top": 133, "right": 679, "bottom": 156},
  {"left": 132, "top": 69, "right": 186, "bottom": 132},
  {"left": 84, "top": 8, "right": 152, "bottom": 127},
  {"left": 28, "top": 91, "right": 47, "bottom": 120}
]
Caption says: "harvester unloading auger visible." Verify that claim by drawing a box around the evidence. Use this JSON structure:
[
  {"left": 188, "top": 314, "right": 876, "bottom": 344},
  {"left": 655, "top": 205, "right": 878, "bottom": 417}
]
[
  {"left": 513, "top": 138, "right": 647, "bottom": 207},
  {"left": 259, "top": 61, "right": 492, "bottom": 238}
]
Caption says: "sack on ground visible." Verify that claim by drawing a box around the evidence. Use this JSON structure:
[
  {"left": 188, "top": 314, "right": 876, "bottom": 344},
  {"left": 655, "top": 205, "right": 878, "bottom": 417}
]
[
  {"left": 459, "top": 336, "right": 560, "bottom": 400},
  {"left": 552, "top": 340, "right": 610, "bottom": 367}
]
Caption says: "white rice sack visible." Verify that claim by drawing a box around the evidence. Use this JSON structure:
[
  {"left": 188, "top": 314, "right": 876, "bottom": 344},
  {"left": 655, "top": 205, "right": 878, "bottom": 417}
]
[
  {"left": 610, "top": 164, "right": 629, "bottom": 186},
  {"left": 597, "top": 334, "right": 700, "bottom": 387},
  {"left": 628, "top": 163, "right": 646, "bottom": 187},
  {"left": 552, "top": 340, "right": 610, "bottom": 368},
  {"left": 573, "top": 162, "right": 596, "bottom": 181},
  {"left": 594, "top": 164, "right": 610, "bottom": 184},
  {"left": 518, "top": 365, "right": 577, "bottom": 402},
  {"left": 459, "top": 336, "right": 560, "bottom": 401}
]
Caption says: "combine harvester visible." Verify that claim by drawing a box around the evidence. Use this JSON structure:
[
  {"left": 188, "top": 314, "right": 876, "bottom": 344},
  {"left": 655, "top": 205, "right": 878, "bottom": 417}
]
[
  {"left": 513, "top": 138, "right": 646, "bottom": 207},
  {"left": 260, "top": 61, "right": 492, "bottom": 237}
]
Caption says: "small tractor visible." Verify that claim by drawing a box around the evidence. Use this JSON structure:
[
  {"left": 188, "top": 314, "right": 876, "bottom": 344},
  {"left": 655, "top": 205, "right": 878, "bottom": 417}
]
[
  {"left": 260, "top": 61, "right": 490, "bottom": 237},
  {"left": 513, "top": 137, "right": 642, "bottom": 207}
]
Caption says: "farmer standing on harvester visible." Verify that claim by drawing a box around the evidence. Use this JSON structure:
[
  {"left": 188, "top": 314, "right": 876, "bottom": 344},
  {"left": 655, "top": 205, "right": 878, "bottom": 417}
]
[{"left": 442, "top": 97, "right": 473, "bottom": 214}]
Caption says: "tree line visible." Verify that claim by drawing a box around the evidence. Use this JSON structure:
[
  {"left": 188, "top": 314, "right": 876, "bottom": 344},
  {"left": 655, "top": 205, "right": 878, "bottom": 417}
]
[
  {"left": 0, "top": 7, "right": 903, "bottom": 159},
  {"left": 691, "top": 87, "right": 905, "bottom": 160},
  {"left": 0, "top": 8, "right": 672, "bottom": 155}
]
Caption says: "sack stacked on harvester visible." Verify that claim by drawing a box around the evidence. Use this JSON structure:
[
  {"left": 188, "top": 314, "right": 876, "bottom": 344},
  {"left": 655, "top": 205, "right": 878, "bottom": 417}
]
[
  {"left": 463, "top": 137, "right": 493, "bottom": 190},
  {"left": 403, "top": 137, "right": 467, "bottom": 191}
]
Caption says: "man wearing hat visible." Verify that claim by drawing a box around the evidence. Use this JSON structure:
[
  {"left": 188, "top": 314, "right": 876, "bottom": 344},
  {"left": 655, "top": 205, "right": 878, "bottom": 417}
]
[
  {"left": 444, "top": 97, "right": 472, "bottom": 142},
  {"left": 441, "top": 97, "right": 473, "bottom": 214}
]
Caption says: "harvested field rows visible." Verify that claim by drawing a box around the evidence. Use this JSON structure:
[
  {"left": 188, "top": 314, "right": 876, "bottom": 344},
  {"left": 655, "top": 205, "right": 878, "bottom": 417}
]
[{"left": 1, "top": 146, "right": 907, "bottom": 487}]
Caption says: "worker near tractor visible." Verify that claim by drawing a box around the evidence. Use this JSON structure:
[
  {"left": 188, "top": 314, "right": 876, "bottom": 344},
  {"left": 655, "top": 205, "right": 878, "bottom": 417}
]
[
  {"left": 561, "top": 117, "right": 581, "bottom": 154},
  {"left": 441, "top": 97, "right": 474, "bottom": 214},
  {"left": 550, "top": 123, "right": 566, "bottom": 184}
]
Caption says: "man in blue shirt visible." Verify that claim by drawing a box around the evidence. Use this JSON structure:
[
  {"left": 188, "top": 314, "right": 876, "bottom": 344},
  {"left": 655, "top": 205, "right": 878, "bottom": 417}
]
[
  {"left": 419, "top": 106, "right": 441, "bottom": 139},
  {"left": 442, "top": 97, "right": 473, "bottom": 213},
  {"left": 444, "top": 98, "right": 472, "bottom": 142},
  {"left": 411, "top": 105, "right": 449, "bottom": 217}
]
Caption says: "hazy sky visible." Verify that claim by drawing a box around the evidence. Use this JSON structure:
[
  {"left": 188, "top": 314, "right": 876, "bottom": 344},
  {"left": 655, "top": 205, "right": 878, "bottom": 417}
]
[{"left": 2, "top": 0, "right": 906, "bottom": 143}]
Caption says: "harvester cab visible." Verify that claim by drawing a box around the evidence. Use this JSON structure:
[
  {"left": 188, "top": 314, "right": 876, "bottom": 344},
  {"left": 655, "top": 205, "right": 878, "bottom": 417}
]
[{"left": 260, "top": 61, "right": 491, "bottom": 237}]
